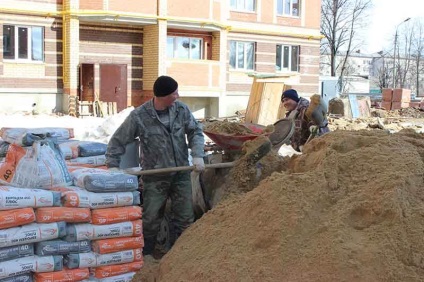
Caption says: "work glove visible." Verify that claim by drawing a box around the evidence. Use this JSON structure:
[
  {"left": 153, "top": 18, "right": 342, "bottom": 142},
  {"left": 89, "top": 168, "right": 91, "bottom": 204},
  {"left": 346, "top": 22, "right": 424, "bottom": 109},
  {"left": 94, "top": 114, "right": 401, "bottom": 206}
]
[
  {"left": 309, "top": 125, "right": 319, "bottom": 135},
  {"left": 192, "top": 157, "right": 205, "bottom": 172},
  {"left": 306, "top": 94, "right": 328, "bottom": 128}
]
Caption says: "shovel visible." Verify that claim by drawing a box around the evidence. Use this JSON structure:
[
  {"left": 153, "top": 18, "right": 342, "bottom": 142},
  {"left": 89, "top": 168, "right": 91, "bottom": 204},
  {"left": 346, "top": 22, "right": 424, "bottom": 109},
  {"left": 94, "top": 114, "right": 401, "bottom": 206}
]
[{"left": 124, "top": 137, "right": 272, "bottom": 176}]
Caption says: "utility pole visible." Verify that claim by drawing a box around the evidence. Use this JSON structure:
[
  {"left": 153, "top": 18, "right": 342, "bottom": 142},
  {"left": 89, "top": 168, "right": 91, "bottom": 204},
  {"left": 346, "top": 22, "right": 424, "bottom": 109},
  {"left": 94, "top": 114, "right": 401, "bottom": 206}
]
[{"left": 392, "top": 17, "right": 411, "bottom": 88}]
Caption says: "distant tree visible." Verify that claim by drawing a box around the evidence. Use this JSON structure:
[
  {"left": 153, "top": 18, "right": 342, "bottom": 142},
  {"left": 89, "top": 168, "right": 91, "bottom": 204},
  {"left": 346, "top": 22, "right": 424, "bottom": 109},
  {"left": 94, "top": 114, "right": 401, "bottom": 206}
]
[
  {"left": 410, "top": 19, "right": 424, "bottom": 96},
  {"left": 321, "top": 0, "right": 372, "bottom": 91}
]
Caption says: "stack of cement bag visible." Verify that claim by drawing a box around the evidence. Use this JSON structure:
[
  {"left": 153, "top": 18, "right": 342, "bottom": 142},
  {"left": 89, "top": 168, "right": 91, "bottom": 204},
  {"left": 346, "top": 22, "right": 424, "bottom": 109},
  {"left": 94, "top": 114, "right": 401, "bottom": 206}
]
[
  {"left": 0, "top": 127, "right": 143, "bottom": 282},
  {"left": 59, "top": 141, "right": 108, "bottom": 169}
]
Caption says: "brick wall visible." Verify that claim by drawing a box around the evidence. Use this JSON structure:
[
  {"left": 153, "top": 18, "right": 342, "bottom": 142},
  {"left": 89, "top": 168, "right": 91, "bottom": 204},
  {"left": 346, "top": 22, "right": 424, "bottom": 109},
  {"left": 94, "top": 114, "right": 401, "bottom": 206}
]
[
  {"left": 14, "top": 0, "right": 62, "bottom": 3},
  {"left": 108, "top": 0, "right": 157, "bottom": 14},
  {"left": 79, "top": 0, "right": 103, "bottom": 9},
  {"left": 79, "top": 25, "right": 143, "bottom": 106},
  {"left": 0, "top": 16, "right": 63, "bottom": 91}
]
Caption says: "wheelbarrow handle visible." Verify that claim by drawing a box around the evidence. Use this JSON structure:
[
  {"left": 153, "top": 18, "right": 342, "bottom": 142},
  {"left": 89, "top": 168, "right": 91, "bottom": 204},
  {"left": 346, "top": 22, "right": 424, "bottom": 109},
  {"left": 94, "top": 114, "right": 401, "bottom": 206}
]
[{"left": 124, "top": 162, "right": 235, "bottom": 176}]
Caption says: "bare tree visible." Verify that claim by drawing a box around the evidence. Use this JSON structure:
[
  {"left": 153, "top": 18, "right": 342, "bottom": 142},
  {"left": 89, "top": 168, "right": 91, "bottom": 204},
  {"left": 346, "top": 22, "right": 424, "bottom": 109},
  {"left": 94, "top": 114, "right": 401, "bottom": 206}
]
[
  {"left": 397, "top": 24, "right": 414, "bottom": 89},
  {"left": 321, "top": 0, "right": 372, "bottom": 91},
  {"left": 410, "top": 19, "right": 424, "bottom": 96},
  {"left": 375, "top": 58, "right": 391, "bottom": 91}
]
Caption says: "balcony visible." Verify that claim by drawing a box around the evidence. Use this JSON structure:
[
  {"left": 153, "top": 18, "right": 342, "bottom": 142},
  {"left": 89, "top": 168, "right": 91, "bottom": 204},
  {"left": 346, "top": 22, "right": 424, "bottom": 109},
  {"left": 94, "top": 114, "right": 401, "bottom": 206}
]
[{"left": 166, "top": 59, "right": 222, "bottom": 96}]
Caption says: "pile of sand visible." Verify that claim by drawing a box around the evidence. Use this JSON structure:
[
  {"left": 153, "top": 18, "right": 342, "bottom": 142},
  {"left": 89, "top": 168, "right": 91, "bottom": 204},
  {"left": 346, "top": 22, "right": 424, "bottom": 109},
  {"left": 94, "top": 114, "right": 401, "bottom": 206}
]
[
  {"left": 142, "top": 129, "right": 424, "bottom": 281},
  {"left": 204, "top": 121, "right": 255, "bottom": 135}
]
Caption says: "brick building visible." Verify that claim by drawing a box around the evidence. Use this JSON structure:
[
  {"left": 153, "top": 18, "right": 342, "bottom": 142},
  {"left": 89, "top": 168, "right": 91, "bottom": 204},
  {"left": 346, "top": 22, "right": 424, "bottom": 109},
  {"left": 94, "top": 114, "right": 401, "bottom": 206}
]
[{"left": 0, "top": 0, "right": 321, "bottom": 117}]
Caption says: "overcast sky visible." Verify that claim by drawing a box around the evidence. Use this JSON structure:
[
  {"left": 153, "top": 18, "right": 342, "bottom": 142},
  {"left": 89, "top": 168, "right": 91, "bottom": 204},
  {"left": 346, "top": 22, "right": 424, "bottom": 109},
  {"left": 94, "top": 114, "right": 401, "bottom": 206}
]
[{"left": 365, "top": 0, "right": 423, "bottom": 53}]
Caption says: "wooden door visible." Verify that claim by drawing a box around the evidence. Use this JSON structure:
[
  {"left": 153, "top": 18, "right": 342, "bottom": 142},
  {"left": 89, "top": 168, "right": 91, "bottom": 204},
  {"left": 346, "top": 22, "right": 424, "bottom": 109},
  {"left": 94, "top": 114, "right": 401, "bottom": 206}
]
[{"left": 79, "top": 63, "right": 95, "bottom": 101}]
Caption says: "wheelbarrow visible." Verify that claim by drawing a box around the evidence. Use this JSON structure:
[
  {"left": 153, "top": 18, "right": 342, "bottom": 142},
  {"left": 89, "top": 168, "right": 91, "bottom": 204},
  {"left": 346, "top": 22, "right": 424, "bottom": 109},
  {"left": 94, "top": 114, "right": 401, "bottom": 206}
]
[
  {"left": 203, "top": 123, "right": 270, "bottom": 152},
  {"left": 204, "top": 120, "right": 295, "bottom": 152}
]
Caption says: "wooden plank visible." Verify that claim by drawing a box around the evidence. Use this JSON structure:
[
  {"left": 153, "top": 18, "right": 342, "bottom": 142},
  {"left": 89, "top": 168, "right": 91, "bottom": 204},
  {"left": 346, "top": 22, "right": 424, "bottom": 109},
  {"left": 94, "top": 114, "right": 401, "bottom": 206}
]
[
  {"left": 100, "top": 101, "right": 108, "bottom": 117},
  {"left": 245, "top": 77, "right": 264, "bottom": 124},
  {"left": 256, "top": 82, "right": 285, "bottom": 125}
]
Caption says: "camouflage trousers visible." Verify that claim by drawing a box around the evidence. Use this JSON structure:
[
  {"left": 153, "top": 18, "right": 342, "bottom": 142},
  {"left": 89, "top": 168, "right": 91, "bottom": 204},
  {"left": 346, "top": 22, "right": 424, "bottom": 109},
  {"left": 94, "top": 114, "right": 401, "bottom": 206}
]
[{"left": 142, "top": 172, "right": 194, "bottom": 245}]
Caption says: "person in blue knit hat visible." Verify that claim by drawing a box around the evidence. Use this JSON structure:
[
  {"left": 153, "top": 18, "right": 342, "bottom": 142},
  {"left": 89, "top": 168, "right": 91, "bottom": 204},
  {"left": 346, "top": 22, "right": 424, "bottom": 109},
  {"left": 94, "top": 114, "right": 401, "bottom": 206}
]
[{"left": 281, "top": 89, "right": 329, "bottom": 152}]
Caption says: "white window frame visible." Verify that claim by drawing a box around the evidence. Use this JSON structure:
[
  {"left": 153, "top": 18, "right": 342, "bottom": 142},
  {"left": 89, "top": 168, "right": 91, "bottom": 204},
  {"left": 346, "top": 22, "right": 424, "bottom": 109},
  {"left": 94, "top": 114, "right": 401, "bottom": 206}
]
[
  {"left": 277, "top": 0, "right": 300, "bottom": 17},
  {"left": 3, "top": 25, "right": 44, "bottom": 62},
  {"left": 167, "top": 36, "right": 203, "bottom": 60},
  {"left": 230, "top": 0, "right": 256, "bottom": 12},
  {"left": 276, "top": 44, "right": 300, "bottom": 72},
  {"left": 229, "top": 41, "right": 255, "bottom": 71}
]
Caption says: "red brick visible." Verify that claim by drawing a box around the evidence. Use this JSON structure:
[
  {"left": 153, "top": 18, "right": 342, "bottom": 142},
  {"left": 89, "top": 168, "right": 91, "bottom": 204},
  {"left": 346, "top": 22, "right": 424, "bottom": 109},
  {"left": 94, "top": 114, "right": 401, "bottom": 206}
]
[
  {"left": 391, "top": 102, "right": 409, "bottom": 110},
  {"left": 381, "top": 101, "right": 392, "bottom": 110},
  {"left": 392, "top": 88, "right": 411, "bottom": 102},
  {"left": 382, "top": 88, "right": 393, "bottom": 102}
]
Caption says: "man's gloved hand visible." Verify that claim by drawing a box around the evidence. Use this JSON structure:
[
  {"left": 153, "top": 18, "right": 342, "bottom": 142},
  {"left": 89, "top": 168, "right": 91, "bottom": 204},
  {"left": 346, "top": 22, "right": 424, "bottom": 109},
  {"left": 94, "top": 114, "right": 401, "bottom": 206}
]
[
  {"left": 306, "top": 94, "right": 328, "bottom": 128},
  {"left": 192, "top": 157, "right": 205, "bottom": 172},
  {"left": 309, "top": 125, "right": 319, "bottom": 135}
]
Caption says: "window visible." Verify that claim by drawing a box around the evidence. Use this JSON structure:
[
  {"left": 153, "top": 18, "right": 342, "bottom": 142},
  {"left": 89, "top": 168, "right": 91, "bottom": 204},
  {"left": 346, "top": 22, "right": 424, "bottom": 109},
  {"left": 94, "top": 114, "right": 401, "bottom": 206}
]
[
  {"left": 167, "top": 36, "right": 202, "bottom": 60},
  {"left": 3, "top": 25, "right": 44, "bottom": 61},
  {"left": 277, "top": 0, "right": 300, "bottom": 17},
  {"left": 276, "top": 45, "right": 299, "bottom": 72},
  {"left": 230, "top": 0, "right": 256, "bottom": 12},
  {"left": 229, "top": 41, "right": 255, "bottom": 70}
]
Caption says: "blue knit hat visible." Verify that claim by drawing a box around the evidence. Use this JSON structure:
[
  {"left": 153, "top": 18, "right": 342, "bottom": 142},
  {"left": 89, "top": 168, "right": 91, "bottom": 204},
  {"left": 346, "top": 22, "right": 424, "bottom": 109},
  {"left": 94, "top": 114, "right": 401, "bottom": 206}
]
[{"left": 281, "top": 89, "right": 300, "bottom": 103}]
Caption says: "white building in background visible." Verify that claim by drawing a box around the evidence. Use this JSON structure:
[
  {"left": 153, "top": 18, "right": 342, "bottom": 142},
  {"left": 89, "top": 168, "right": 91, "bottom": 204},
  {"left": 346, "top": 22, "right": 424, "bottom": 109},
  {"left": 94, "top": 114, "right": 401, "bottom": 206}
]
[{"left": 320, "top": 50, "right": 375, "bottom": 94}]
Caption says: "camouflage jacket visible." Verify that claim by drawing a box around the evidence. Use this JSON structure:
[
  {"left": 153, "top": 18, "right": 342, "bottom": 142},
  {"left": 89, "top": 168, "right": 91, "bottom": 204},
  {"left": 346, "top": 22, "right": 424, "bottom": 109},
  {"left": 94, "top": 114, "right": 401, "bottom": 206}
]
[
  {"left": 286, "top": 97, "right": 312, "bottom": 152},
  {"left": 106, "top": 100, "right": 205, "bottom": 170}
]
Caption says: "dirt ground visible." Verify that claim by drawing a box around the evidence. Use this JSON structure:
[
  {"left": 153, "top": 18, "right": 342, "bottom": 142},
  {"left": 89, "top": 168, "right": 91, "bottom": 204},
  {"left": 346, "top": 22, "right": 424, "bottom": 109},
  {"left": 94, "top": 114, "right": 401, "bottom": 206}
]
[{"left": 134, "top": 108, "right": 424, "bottom": 282}]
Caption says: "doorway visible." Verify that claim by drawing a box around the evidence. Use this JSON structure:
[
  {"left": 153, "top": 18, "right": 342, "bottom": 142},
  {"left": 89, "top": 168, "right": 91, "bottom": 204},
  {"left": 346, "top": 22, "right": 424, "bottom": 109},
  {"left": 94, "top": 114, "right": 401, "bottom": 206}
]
[{"left": 100, "top": 64, "right": 128, "bottom": 112}]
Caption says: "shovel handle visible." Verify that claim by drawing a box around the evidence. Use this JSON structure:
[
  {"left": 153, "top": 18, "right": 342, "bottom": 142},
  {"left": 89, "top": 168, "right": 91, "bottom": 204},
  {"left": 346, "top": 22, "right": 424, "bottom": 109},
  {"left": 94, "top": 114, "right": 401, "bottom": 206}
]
[{"left": 124, "top": 162, "right": 235, "bottom": 176}]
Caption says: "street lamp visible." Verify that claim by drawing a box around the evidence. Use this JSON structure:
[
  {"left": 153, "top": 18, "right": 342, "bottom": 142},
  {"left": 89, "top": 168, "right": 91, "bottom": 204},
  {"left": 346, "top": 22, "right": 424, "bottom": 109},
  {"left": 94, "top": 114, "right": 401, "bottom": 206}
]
[{"left": 392, "top": 17, "right": 411, "bottom": 88}]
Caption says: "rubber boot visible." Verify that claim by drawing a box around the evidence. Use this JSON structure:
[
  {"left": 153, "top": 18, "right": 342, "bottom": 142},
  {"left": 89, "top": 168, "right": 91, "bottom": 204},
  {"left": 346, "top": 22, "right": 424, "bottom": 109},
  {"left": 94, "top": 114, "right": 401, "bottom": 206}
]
[{"left": 143, "top": 237, "right": 156, "bottom": 256}]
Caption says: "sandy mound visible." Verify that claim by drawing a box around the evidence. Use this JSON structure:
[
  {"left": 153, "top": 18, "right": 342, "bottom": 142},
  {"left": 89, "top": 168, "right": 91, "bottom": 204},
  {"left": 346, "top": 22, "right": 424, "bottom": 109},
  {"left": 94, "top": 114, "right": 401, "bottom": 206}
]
[{"left": 147, "top": 129, "right": 424, "bottom": 282}]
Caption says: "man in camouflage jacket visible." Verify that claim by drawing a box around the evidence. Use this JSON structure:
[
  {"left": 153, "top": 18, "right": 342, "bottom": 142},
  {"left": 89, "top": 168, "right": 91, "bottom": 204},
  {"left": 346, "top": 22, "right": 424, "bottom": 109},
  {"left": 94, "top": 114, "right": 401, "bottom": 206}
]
[{"left": 106, "top": 76, "right": 205, "bottom": 255}]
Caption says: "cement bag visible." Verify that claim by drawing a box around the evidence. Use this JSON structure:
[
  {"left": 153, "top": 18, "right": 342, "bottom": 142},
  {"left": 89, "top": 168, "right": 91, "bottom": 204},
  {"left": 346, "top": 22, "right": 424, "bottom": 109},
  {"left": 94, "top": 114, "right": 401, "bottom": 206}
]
[
  {"left": 92, "top": 272, "right": 136, "bottom": 282},
  {"left": 0, "top": 127, "right": 74, "bottom": 146},
  {"left": 33, "top": 268, "right": 89, "bottom": 282},
  {"left": 0, "top": 273, "right": 33, "bottom": 282},
  {"left": 58, "top": 140, "right": 79, "bottom": 160},
  {"left": 0, "top": 141, "right": 72, "bottom": 189},
  {"left": 35, "top": 207, "right": 91, "bottom": 223},
  {"left": 91, "top": 261, "right": 143, "bottom": 279},
  {"left": 71, "top": 168, "right": 138, "bottom": 192},
  {"left": 0, "top": 208, "right": 35, "bottom": 229},
  {"left": 0, "top": 141, "right": 9, "bottom": 158},
  {"left": 64, "top": 249, "right": 142, "bottom": 269},
  {"left": 0, "top": 255, "right": 62, "bottom": 279},
  {"left": 0, "top": 222, "right": 66, "bottom": 248},
  {"left": 91, "top": 206, "right": 142, "bottom": 225},
  {"left": 35, "top": 240, "right": 91, "bottom": 256},
  {"left": 67, "top": 155, "right": 106, "bottom": 167},
  {"left": 91, "top": 237, "right": 144, "bottom": 254},
  {"left": 78, "top": 142, "right": 107, "bottom": 157},
  {"left": 62, "top": 191, "right": 140, "bottom": 209},
  {"left": 65, "top": 220, "right": 142, "bottom": 242},
  {"left": 0, "top": 187, "right": 61, "bottom": 210},
  {"left": 0, "top": 244, "right": 34, "bottom": 263}
]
